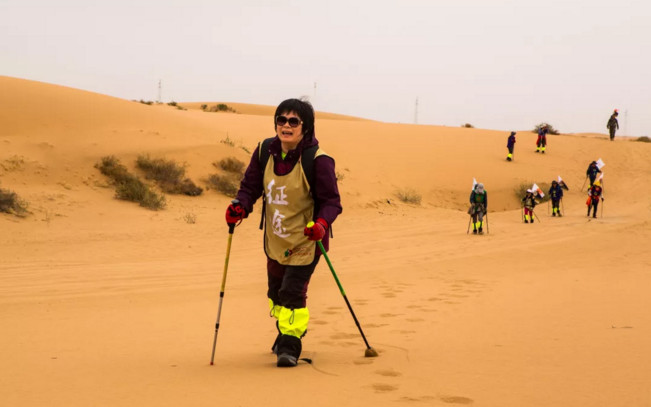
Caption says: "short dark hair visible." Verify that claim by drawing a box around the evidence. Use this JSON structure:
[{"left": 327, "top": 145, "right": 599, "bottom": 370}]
[{"left": 274, "top": 98, "right": 315, "bottom": 138}]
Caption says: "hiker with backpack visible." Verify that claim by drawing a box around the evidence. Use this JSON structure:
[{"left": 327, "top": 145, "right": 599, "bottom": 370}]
[
  {"left": 548, "top": 180, "right": 563, "bottom": 217},
  {"left": 586, "top": 161, "right": 602, "bottom": 188},
  {"left": 535, "top": 124, "right": 549, "bottom": 153},
  {"left": 522, "top": 189, "right": 537, "bottom": 223},
  {"left": 607, "top": 109, "right": 619, "bottom": 141},
  {"left": 506, "top": 131, "right": 516, "bottom": 161},
  {"left": 225, "top": 98, "right": 342, "bottom": 367},
  {"left": 468, "top": 183, "right": 487, "bottom": 234},
  {"left": 587, "top": 180, "right": 603, "bottom": 218}
]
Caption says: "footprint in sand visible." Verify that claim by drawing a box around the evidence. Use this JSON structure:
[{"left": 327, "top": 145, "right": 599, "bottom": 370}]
[
  {"left": 372, "top": 383, "right": 398, "bottom": 393},
  {"left": 439, "top": 395, "right": 474, "bottom": 404},
  {"left": 374, "top": 369, "right": 402, "bottom": 377}
]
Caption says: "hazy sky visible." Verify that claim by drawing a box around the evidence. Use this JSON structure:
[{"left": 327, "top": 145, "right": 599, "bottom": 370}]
[{"left": 2, "top": 0, "right": 650, "bottom": 136}]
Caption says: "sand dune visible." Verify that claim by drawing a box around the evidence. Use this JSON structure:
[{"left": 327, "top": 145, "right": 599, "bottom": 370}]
[{"left": 1, "top": 76, "right": 651, "bottom": 406}]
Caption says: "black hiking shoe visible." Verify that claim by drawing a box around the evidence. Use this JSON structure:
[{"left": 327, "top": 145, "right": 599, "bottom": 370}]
[
  {"left": 271, "top": 333, "right": 281, "bottom": 354},
  {"left": 478, "top": 227, "right": 483, "bottom": 235},
  {"left": 542, "top": 151, "right": 545, "bottom": 154},
  {"left": 277, "top": 353, "right": 298, "bottom": 367},
  {"left": 524, "top": 220, "right": 528, "bottom": 223},
  {"left": 558, "top": 213, "right": 562, "bottom": 217},
  {"left": 593, "top": 215, "right": 597, "bottom": 218},
  {"left": 472, "top": 229, "right": 477, "bottom": 234},
  {"left": 506, "top": 157, "right": 511, "bottom": 161},
  {"left": 535, "top": 150, "right": 539, "bottom": 153},
  {"left": 552, "top": 212, "right": 556, "bottom": 217}
]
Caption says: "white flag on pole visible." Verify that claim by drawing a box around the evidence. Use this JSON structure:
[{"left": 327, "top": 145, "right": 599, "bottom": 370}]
[
  {"left": 596, "top": 158, "right": 605, "bottom": 169},
  {"left": 532, "top": 183, "right": 545, "bottom": 198},
  {"left": 472, "top": 178, "right": 477, "bottom": 191}
]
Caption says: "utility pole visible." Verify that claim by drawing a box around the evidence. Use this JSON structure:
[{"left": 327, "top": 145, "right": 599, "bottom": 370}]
[
  {"left": 414, "top": 97, "right": 419, "bottom": 124},
  {"left": 624, "top": 109, "right": 628, "bottom": 137},
  {"left": 157, "top": 80, "right": 162, "bottom": 103},
  {"left": 313, "top": 82, "right": 317, "bottom": 103}
]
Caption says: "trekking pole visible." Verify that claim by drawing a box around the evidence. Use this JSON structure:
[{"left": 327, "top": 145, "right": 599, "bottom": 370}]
[
  {"left": 533, "top": 210, "right": 542, "bottom": 223},
  {"left": 466, "top": 215, "right": 472, "bottom": 234},
  {"left": 547, "top": 200, "right": 550, "bottom": 216},
  {"left": 561, "top": 198, "right": 565, "bottom": 215},
  {"left": 485, "top": 212, "right": 489, "bottom": 234},
  {"left": 210, "top": 222, "right": 236, "bottom": 365},
  {"left": 521, "top": 205, "right": 524, "bottom": 223},
  {"left": 581, "top": 176, "right": 588, "bottom": 191},
  {"left": 601, "top": 199, "right": 604, "bottom": 218},
  {"left": 310, "top": 223, "right": 378, "bottom": 358}
]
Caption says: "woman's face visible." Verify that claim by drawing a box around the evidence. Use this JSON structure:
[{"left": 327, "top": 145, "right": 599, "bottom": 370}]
[{"left": 276, "top": 110, "right": 304, "bottom": 150}]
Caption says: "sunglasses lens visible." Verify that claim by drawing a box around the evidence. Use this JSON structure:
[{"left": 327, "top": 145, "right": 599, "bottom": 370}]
[
  {"left": 276, "top": 116, "right": 288, "bottom": 126},
  {"left": 288, "top": 118, "right": 301, "bottom": 127}
]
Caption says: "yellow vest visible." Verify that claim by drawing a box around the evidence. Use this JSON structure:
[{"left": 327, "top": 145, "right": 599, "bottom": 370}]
[{"left": 263, "top": 150, "right": 326, "bottom": 265}]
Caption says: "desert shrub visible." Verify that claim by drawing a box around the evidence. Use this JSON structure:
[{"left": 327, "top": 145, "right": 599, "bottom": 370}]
[
  {"left": 461, "top": 123, "right": 474, "bottom": 128},
  {"left": 215, "top": 157, "right": 245, "bottom": 174},
  {"left": 395, "top": 188, "right": 422, "bottom": 205},
  {"left": 207, "top": 174, "right": 240, "bottom": 197},
  {"left": 200, "top": 104, "right": 208, "bottom": 110},
  {"left": 220, "top": 135, "right": 235, "bottom": 147},
  {"left": 635, "top": 136, "right": 651, "bottom": 143},
  {"left": 532, "top": 123, "right": 560, "bottom": 135},
  {"left": 136, "top": 155, "right": 203, "bottom": 196},
  {"left": 167, "top": 101, "right": 177, "bottom": 106},
  {"left": 138, "top": 100, "right": 154, "bottom": 105},
  {"left": 207, "top": 103, "right": 236, "bottom": 113},
  {"left": 0, "top": 188, "right": 29, "bottom": 217},
  {"left": 514, "top": 182, "right": 551, "bottom": 203},
  {"left": 96, "top": 156, "right": 166, "bottom": 210}
]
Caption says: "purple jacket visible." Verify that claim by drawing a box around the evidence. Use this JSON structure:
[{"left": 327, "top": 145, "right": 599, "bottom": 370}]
[{"left": 236, "top": 134, "right": 342, "bottom": 252}]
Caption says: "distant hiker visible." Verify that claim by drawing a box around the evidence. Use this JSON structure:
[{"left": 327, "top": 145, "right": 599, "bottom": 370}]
[
  {"left": 522, "top": 189, "right": 537, "bottom": 223},
  {"left": 506, "top": 131, "right": 516, "bottom": 161},
  {"left": 225, "top": 98, "right": 342, "bottom": 367},
  {"left": 607, "top": 109, "right": 619, "bottom": 141},
  {"left": 468, "top": 183, "right": 487, "bottom": 234},
  {"left": 586, "top": 161, "right": 602, "bottom": 187},
  {"left": 587, "top": 181, "right": 603, "bottom": 218},
  {"left": 549, "top": 180, "right": 563, "bottom": 217},
  {"left": 535, "top": 124, "right": 548, "bottom": 153}
]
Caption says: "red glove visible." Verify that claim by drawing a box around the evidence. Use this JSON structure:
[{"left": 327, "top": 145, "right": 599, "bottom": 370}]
[
  {"left": 304, "top": 218, "right": 327, "bottom": 241},
  {"left": 225, "top": 202, "right": 246, "bottom": 225}
]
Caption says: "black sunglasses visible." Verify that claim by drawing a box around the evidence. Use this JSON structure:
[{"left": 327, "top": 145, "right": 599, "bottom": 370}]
[{"left": 276, "top": 115, "right": 302, "bottom": 128}]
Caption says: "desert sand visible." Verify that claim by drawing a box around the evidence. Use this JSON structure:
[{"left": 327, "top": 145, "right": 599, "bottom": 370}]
[{"left": 1, "top": 76, "right": 650, "bottom": 406}]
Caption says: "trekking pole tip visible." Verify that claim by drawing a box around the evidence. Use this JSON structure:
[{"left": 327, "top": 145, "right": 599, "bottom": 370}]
[{"left": 365, "top": 347, "right": 379, "bottom": 357}]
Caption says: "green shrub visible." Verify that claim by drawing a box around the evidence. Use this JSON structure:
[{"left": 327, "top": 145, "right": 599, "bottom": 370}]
[
  {"left": 96, "top": 156, "right": 167, "bottom": 210},
  {"left": 0, "top": 188, "right": 29, "bottom": 217},
  {"left": 395, "top": 188, "right": 421, "bottom": 205},
  {"left": 200, "top": 104, "right": 208, "bottom": 110},
  {"left": 167, "top": 101, "right": 177, "bottom": 106},
  {"left": 635, "top": 136, "right": 651, "bottom": 143}
]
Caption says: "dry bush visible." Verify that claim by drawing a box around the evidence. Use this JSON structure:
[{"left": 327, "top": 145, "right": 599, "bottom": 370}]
[
  {"left": 635, "top": 136, "right": 651, "bottom": 143},
  {"left": 207, "top": 103, "right": 236, "bottom": 113},
  {"left": 0, "top": 188, "right": 29, "bottom": 217},
  {"left": 514, "top": 182, "right": 551, "bottom": 203},
  {"left": 215, "top": 157, "right": 245, "bottom": 174},
  {"left": 207, "top": 174, "right": 240, "bottom": 197},
  {"left": 96, "top": 156, "right": 166, "bottom": 210},
  {"left": 461, "top": 123, "right": 474, "bottom": 128},
  {"left": 136, "top": 155, "right": 202, "bottom": 196},
  {"left": 395, "top": 188, "right": 422, "bottom": 205},
  {"left": 532, "top": 123, "right": 560, "bottom": 135}
]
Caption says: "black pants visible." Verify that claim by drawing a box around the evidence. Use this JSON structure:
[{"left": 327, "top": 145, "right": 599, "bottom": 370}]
[
  {"left": 609, "top": 128, "right": 616, "bottom": 140},
  {"left": 552, "top": 199, "right": 560, "bottom": 211},
  {"left": 267, "top": 255, "right": 319, "bottom": 310},
  {"left": 588, "top": 200, "right": 599, "bottom": 217}
]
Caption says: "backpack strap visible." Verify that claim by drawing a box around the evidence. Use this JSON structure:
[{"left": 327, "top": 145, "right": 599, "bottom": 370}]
[{"left": 258, "top": 138, "right": 274, "bottom": 230}]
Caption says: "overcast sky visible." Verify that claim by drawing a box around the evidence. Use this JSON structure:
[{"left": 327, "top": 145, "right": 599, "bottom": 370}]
[{"left": 2, "top": 0, "right": 650, "bottom": 136}]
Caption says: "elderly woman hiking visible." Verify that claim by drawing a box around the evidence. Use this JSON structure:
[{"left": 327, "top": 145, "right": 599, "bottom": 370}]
[{"left": 225, "top": 98, "right": 342, "bottom": 367}]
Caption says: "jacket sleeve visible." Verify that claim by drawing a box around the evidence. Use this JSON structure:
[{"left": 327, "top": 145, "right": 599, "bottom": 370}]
[
  {"left": 235, "top": 145, "right": 264, "bottom": 214},
  {"left": 313, "top": 155, "right": 342, "bottom": 226},
  {"left": 469, "top": 191, "right": 475, "bottom": 204}
]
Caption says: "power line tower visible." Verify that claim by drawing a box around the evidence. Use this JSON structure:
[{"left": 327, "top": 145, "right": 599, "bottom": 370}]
[{"left": 414, "top": 97, "right": 419, "bottom": 124}]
